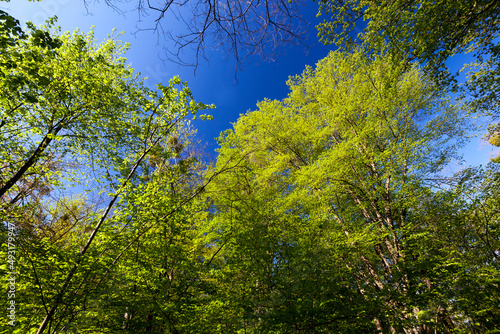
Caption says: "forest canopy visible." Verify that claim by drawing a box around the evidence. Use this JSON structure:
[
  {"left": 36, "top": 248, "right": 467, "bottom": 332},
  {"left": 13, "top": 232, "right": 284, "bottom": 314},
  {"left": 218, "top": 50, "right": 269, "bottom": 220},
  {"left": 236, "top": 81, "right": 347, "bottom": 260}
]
[{"left": 1, "top": 1, "right": 499, "bottom": 333}]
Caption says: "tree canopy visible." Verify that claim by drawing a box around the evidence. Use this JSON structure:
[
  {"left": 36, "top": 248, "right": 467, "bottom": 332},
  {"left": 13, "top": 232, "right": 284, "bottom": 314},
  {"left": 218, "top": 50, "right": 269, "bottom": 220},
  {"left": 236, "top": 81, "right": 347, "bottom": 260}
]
[
  {"left": 205, "top": 49, "right": 498, "bottom": 333},
  {"left": 0, "top": 17, "right": 213, "bottom": 333},
  {"left": 316, "top": 0, "right": 499, "bottom": 87},
  {"left": 315, "top": 0, "right": 500, "bottom": 159},
  {"left": 1, "top": 3, "right": 500, "bottom": 334}
]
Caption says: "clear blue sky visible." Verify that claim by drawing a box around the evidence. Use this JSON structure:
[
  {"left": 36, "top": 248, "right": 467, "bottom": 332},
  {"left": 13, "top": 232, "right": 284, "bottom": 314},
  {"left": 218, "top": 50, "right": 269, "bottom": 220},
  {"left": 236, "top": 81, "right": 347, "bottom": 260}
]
[{"left": 3, "top": 0, "right": 495, "bottom": 166}]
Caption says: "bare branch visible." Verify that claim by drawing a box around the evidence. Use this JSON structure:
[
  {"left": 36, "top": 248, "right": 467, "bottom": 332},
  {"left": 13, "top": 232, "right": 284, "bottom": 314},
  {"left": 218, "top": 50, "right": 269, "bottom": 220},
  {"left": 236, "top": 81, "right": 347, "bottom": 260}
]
[{"left": 84, "top": 0, "right": 309, "bottom": 71}]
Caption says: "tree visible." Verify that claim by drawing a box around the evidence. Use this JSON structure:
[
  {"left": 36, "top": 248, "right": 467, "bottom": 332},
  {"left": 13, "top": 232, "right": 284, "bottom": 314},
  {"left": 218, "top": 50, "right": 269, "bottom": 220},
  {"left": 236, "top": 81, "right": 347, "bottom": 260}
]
[
  {"left": 205, "top": 49, "right": 496, "bottom": 333},
  {"left": 65, "top": 127, "right": 217, "bottom": 333},
  {"left": 316, "top": 0, "right": 499, "bottom": 85},
  {"left": 0, "top": 16, "right": 212, "bottom": 333},
  {"left": 315, "top": 0, "right": 500, "bottom": 159},
  {"left": 0, "top": 16, "right": 210, "bottom": 205},
  {"left": 413, "top": 164, "right": 500, "bottom": 333}
]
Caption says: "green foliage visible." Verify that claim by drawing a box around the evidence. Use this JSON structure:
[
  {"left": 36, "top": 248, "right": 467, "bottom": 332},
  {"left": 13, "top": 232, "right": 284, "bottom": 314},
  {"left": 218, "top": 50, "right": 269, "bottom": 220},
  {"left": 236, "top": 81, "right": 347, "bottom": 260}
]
[
  {"left": 316, "top": 0, "right": 499, "bottom": 87},
  {"left": 1, "top": 6, "right": 499, "bottom": 334},
  {"left": 0, "top": 10, "right": 25, "bottom": 50},
  {"left": 0, "top": 17, "right": 211, "bottom": 203},
  {"left": 0, "top": 15, "right": 213, "bottom": 333},
  {"left": 315, "top": 0, "right": 500, "bottom": 161},
  {"left": 207, "top": 49, "right": 499, "bottom": 332}
]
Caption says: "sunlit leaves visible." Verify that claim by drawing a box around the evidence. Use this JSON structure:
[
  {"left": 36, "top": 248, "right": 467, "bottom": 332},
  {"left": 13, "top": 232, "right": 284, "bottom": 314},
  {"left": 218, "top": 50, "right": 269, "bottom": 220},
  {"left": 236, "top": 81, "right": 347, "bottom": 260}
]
[{"left": 207, "top": 49, "right": 476, "bottom": 332}]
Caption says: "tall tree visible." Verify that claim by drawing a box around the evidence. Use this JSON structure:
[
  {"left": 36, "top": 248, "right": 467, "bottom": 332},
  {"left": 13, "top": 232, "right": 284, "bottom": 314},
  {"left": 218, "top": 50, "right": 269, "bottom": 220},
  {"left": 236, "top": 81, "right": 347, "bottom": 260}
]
[
  {"left": 0, "top": 16, "right": 212, "bottom": 333},
  {"left": 205, "top": 49, "right": 493, "bottom": 333}
]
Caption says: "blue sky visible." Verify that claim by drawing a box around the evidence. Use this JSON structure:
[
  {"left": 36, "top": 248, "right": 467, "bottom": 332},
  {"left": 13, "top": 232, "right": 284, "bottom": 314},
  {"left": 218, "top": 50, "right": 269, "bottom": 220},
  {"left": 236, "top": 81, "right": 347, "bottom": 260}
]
[{"left": 3, "top": 0, "right": 496, "bottom": 166}]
